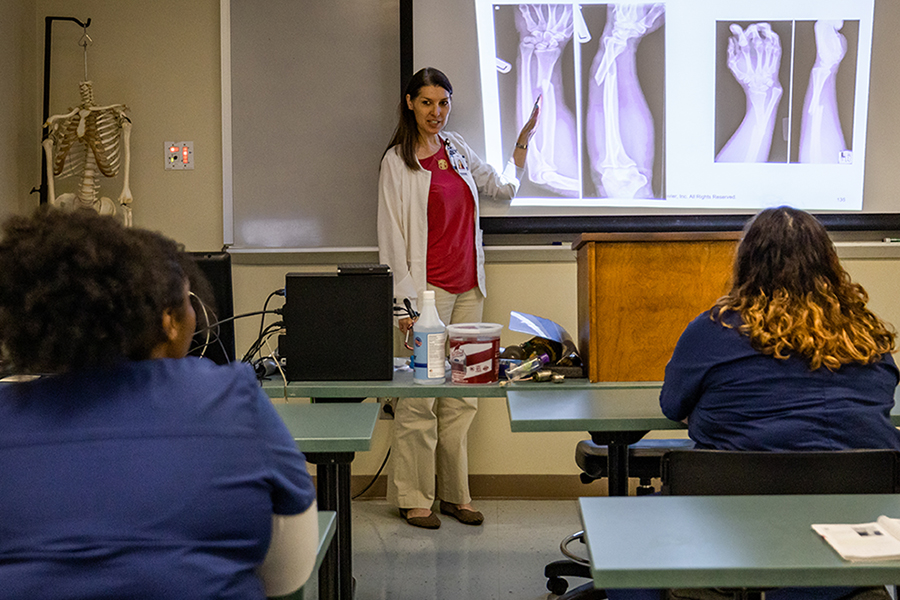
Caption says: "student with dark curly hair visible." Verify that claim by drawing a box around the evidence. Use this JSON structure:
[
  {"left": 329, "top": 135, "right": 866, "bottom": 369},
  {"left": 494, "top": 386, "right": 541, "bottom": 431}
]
[
  {"left": 0, "top": 208, "right": 318, "bottom": 600},
  {"left": 654, "top": 205, "right": 899, "bottom": 600}
]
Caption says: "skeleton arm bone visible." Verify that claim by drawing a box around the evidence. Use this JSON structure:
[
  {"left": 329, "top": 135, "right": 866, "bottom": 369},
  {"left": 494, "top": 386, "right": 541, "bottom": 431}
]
[
  {"left": 117, "top": 118, "right": 133, "bottom": 227},
  {"left": 799, "top": 20, "right": 847, "bottom": 163},
  {"left": 44, "top": 107, "right": 81, "bottom": 131},
  {"left": 42, "top": 137, "right": 58, "bottom": 206}
]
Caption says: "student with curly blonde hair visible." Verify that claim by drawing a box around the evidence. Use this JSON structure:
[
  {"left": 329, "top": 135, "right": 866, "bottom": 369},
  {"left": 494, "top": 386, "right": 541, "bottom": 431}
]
[
  {"left": 653, "top": 205, "right": 899, "bottom": 600},
  {"left": 661, "top": 205, "right": 899, "bottom": 452}
]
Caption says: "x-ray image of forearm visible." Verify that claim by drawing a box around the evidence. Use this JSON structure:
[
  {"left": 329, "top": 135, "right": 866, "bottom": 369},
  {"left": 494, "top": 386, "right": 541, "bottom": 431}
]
[
  {"left": 491, "top": 2, "right": 664, "bottom": 201},
  {"left": 515, "top": 5, "right": 580, "bottom": 196},
  {"left": 796, "top": 20, "right": 854, "bottom": 163},
  {"left": 584, "top": 4, "right": 664, "bottom": 199},
  {"left": 585, "top": 4, "right": 665, "bottom": 198}
]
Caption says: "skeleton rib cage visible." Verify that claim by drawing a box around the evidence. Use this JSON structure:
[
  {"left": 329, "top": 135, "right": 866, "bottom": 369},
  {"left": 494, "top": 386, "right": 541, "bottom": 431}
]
[{"left": 43, "top": 80, "right": 133, "bottom": 225}]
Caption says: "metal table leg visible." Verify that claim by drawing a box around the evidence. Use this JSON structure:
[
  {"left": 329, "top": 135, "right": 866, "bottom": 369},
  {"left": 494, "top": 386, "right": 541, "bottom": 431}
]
[
  {"left": 305, "top": 396, "right": 364, "bottom": 599},
  {"left": 305, "top": 451, "right": 355, "bottom": 600},
  {"left": 589, "top": 431, "right": 649, "bottom": 497}
]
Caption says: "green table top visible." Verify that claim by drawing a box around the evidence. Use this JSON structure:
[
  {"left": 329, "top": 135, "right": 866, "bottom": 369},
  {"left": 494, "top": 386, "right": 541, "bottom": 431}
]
[
  {"left": 506, "top": 382, "right": 684, "bottom": 433},
  {"left": 579, "top": 494, "right": 900, "bottom": 590},
  {"left": 507, "top": 384, "right": 900, "bottom": 432},
  {"left": 274, "top": 403, "right": 379, "bottom": 453},
  {"left": 265, "top": 376, "right": 900, "bottom": 437},
  {"left": 260, "top": 368, "right": 598, "bottom": 399}
]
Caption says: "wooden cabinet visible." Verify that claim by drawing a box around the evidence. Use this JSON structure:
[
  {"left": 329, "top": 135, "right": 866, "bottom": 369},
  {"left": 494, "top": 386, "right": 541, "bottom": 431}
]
[{"left": 574, "top": 232, "right": 740, "bottom": 382}]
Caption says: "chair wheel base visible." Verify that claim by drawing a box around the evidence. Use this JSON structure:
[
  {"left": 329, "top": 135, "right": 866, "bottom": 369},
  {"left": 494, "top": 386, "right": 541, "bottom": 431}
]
[
  {"left": 557, "top": 581, "right": 609, "bottom": 599},
  {"left": 547, "top": 576, "right": 569, "bottom": 596}
]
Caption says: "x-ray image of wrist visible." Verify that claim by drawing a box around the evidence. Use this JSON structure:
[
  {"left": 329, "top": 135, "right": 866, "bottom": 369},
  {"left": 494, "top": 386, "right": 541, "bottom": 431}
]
[
  {"left": 799, "top": 20, "right": 848, "bottom": 163},
  {"left": 715, "top": 23, "right": 783, "bottom": 163},
  {"left": 586, "top": 3, "right": 664, "bottom": 199},
  {"left": 515, "top": 5, "right": 579, "bottom": 196}
]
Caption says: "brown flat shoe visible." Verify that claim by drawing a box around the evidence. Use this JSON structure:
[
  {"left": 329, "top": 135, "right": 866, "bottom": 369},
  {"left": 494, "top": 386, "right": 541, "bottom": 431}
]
[
  {"left": 399, "top": 508, "right": 441, "bottom": 529},
  {"left": 439, "top": 501, "right": 484, "bottom": 526}
]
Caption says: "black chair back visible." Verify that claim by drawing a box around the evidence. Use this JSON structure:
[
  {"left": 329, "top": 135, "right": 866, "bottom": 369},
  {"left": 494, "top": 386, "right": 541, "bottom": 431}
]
[{"left": 661, "top": 449, "right": 900, "bottom": 496}]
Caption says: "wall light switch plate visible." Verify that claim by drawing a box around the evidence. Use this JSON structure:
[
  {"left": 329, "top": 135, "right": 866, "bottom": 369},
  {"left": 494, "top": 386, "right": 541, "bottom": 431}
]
[{"left": 165, "top": 141, "right": 194, "bottom": 170}]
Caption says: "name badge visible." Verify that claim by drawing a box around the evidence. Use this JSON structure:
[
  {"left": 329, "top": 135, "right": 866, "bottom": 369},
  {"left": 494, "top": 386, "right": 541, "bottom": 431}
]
[{"left": 445, "top": 142, "right": 469, "bottom": 175}]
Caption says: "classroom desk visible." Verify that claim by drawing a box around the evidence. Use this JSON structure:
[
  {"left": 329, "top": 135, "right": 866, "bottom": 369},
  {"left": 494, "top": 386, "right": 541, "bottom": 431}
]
[
  {"left": 507, "top": 383, "right": 684, "bottom": 496},
  {"left": 261, "top": 372, "right": 596, "bottom": 597},
  {"left": 508, "top": 384, "right": 900, "bottom": 497},
  {"left": 578, "top": 494, "right": 900, "bottom": 598},
  {"left": 274, "top": 403, "right": 379, "bottom": 600},
  {"left": 261, "top": 367, "right": 598, "bottom": 399},
  {"left": 308, "top": 511, "right": 338, "bottom": 596}
]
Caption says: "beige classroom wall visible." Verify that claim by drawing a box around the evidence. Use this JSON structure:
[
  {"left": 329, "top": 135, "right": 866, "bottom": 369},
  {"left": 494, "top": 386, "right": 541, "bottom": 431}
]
[
  {"left": 19, "top": 1, "right": 900, "bottom": 483},
  {"left": 0, "top": 0, "right": 37, "bottom": 219},
  {"left": 235, "top": 254, "right": 900, "bottom": 479},
  {"left": 30, "top": 0, "right": 589, "bottom": 481},
  {"left": 35, "top": 0, "right": 224, "bottom": 249},
  {"left": 232, "top": 258, "right": 591, "bottom": 478},
  {"left": 844, "top": 259, "right": 900, "bottom": 329}
]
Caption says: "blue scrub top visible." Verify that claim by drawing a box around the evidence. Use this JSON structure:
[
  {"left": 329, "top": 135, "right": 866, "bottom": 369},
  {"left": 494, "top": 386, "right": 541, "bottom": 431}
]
[{"left": 0, "top": 358, "right": 316, "bottom": 600}]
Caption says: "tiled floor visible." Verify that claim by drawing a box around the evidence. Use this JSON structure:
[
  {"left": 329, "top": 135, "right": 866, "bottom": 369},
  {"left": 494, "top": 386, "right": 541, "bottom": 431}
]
[
  {"left": 308, "top": 499, "right": 587, "bottom": 600},
  {"left": 303, "top": 499, "right": 900, "bottom": 600}
]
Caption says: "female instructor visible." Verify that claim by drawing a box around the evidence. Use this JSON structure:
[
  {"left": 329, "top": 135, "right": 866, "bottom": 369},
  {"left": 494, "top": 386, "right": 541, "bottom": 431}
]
[{"left": 378, "top": 67, "right": 539, "bottom": 529}]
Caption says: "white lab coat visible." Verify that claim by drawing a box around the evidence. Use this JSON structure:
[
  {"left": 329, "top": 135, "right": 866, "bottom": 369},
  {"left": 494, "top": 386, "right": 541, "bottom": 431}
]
[{"left": 377, "top": 131, "right": 520, "bottom": 314}]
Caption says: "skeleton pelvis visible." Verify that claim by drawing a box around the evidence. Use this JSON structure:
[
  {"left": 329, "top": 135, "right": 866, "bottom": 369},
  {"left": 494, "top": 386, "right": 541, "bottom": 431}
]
[{"left": 52, "top": 193, "right": 116, "bottom": 217}]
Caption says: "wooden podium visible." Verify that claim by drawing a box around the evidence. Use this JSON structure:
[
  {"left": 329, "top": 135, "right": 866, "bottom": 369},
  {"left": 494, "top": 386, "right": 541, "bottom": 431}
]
[{"left": 574, "top": 232, "right": 741, "bottom": 382}]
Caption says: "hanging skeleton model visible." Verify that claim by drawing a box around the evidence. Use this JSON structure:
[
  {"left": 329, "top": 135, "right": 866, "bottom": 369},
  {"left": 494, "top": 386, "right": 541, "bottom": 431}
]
[{"left": 42, "top": 29, "right": 133, "bottom": 226}]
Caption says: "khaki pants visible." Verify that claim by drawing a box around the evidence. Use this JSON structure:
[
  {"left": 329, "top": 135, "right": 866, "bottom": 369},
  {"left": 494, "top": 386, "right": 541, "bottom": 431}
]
[{"left": 387, "top": 285, "right": 483, "bottom": 509}]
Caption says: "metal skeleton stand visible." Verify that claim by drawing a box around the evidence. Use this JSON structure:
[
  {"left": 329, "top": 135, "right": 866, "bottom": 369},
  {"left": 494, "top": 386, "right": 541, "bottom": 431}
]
[{"left": 35, "top": 17, "right": 90, "bottom": 204}]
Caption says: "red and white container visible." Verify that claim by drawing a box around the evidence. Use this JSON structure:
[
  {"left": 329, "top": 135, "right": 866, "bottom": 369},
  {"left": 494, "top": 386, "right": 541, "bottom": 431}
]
[{"left": 447, "top": 323, "right": 502, "bottom": 384}]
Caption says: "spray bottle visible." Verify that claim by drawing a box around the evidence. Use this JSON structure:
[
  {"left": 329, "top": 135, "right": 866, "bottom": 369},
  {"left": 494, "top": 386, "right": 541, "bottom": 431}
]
[{"left": 412, "top": 290, "right": 446, "bottom": 384}]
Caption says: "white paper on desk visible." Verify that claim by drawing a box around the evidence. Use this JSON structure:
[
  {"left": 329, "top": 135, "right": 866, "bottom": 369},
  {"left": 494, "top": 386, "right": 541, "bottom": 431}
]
[{"left": 812, "top": 516, "right": 900, "bottom": 561}]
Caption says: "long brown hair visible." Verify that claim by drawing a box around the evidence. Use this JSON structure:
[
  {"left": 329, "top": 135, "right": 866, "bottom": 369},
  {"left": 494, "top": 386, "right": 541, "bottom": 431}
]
[
  {"left": 383, "top": 67, "right": 453, "bottom": 171},
  {"left": 712, "top": 206, "right": 895, "bottom": 370}
]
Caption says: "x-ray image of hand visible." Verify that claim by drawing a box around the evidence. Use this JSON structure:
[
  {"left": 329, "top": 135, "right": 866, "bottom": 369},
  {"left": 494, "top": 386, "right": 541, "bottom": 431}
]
[
  {"left": 799, "top": 20, "right": 848, "bottom": 163},
  {"left": 716, "top": 23, "right": 783, "bottom": 162},
  {"left": 516, "top": 4, "right": 579, "bottom": 196},
  {"left": 586, "top": 3, "right": 664, "bottom": 199}
]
